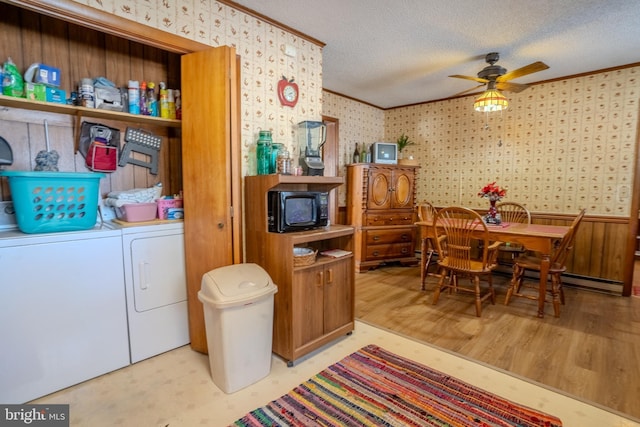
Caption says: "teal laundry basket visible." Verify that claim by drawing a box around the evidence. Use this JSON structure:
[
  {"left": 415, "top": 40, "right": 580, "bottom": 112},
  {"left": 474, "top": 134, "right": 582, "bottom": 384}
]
[{"left": 0, "top": 171, "right": 105, "bottom": 233}]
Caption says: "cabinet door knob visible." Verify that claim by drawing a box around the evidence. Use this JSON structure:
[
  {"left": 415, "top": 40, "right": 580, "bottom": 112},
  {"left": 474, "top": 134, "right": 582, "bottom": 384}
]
[
  {"left": 373, "top": 251, "right": 379, "bottom": 256},
  {"left": 217, "top": 222, "right": 224, "bottom": 229},
  {"left": 373, "top": 235, "right": 380, "bottom": 241}
]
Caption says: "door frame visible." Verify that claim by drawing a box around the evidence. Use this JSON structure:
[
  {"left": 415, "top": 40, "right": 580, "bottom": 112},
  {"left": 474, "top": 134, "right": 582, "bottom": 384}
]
[
  {"left": 322, "top": 115, "right": 340, "bottom": 224},
  {"left": 623, "top": 107, "right": 640, "bottom": 296}
]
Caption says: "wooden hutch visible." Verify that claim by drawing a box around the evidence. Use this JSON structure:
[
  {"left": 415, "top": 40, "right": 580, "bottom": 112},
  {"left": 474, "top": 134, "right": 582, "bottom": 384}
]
[{"left": 244, "top": 174, "right": 355, "bottom": 366}]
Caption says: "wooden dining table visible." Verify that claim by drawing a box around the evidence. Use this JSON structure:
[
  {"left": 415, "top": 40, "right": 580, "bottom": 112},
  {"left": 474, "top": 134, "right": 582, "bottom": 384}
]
[{"left": 415, "top": 220, "right": 571, "bottom": 318}]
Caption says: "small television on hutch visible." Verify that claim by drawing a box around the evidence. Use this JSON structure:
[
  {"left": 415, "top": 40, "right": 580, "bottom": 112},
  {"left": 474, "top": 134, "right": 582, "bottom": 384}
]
[{"left": 371, "top": 142, "right": 398, "bottom": 164}]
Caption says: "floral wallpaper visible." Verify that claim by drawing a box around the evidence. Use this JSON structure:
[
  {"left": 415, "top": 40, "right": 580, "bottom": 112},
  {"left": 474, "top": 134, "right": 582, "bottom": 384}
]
[
  {"left": 384, "top": 67, "right": 639, "bottom": 216},
  {"left": 324, "top": 67, "right": 639, "bottom": 217},
  {"left": 76, "top": 0, "right": 325, "bottom": 177},
  {"left": 322, "top": 92, "right": 385, "bottom": 203},
  {"left": 77, "top": 0, "right": 638, "bottom": 217}
]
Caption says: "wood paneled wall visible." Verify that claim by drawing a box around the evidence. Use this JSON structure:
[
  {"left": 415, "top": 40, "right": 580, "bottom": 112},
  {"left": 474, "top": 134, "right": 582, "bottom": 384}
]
[
  {"left": 531, "top": 213, "right": 627, "bottom": 283},
  {"left": 0, "top": 2, "right": 183, "bottom": 198}
]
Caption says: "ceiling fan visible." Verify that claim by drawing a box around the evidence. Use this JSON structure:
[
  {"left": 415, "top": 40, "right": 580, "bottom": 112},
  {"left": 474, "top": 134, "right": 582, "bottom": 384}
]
[{"left": 449, "top": 52, "right": 549, "bottom": 96}]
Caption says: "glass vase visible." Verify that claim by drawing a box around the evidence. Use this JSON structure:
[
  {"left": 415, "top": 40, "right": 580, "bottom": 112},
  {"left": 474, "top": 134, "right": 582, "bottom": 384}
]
[
  {"left": 485, "top": 197, "right": 501, "bottom": 224},
  {"left": 256, "top": 130, "right": 272, "bottom": 175}
]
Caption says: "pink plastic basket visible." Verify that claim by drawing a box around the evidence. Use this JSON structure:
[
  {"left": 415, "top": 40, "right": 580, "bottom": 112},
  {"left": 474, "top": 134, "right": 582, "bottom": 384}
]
[{"left": 115, "top": 202, "right": 158, "bottom": 222}]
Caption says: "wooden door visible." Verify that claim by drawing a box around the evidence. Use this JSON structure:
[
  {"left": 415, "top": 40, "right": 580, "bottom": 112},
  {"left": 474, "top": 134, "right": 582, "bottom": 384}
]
[
  {"left": 392, "top": 168, "right": 415, "bottom": 209},
  {"left": 181, "top": 46, "right": 243, "bottom": 353},
  {"left": 293, "top": 265, "right": 325, "bottom": 348},
  {"left": 367, "top": 167, "right": 393, "bottom": 210},
  {"left": 323, "top": 259, "right": 353, "bottom": 332}
]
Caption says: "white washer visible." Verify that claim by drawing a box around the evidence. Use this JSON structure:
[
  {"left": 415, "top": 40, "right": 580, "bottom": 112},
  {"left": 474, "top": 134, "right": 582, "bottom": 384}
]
[
  {"left": 116, "top": 221, "right": 190, "bottom": 363},
  {"left": 0, "top": 208, "right": 130, "bottom": 403}
]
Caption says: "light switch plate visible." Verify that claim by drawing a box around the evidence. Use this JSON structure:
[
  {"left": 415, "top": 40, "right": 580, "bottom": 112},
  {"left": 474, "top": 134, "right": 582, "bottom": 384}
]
[{"left": 282, "top": 44, "right": 297, "bottom": 57}]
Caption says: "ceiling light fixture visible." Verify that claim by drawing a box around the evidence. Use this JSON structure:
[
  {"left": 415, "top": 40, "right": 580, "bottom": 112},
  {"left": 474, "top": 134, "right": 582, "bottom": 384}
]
[{"left": 473, "top": 87, "right": 508, "bottom": 112}]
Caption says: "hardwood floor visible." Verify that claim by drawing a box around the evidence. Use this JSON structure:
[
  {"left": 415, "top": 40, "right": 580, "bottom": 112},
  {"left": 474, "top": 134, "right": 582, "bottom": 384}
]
[{"left": 355, "top": 263, "right": 640, "bottom": 420}]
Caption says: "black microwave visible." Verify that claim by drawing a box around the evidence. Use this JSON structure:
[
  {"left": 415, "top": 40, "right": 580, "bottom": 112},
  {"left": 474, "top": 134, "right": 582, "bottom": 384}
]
[{"left": 268, "top": 190, "right": 329, "bottom": 233}]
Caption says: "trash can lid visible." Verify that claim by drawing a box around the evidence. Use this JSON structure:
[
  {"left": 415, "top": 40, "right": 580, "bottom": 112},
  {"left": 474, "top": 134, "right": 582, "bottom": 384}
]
[{"left": 199, "top": 263, "right": 276, "bottom": 307}]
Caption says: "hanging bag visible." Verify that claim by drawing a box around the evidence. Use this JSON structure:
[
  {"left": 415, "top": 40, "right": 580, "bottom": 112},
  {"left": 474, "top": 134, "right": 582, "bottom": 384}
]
[
  {"left": 79, "top": 122, "right": 120, "bottom": 172},
  {"left": 86, "top": 137, "right": 118, "bottom": 172}
]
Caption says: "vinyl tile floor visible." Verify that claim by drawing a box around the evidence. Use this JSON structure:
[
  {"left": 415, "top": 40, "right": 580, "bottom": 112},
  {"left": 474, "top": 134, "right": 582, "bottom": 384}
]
[{"left": 32, "top": 320, "right": 640, "bottom": 427}]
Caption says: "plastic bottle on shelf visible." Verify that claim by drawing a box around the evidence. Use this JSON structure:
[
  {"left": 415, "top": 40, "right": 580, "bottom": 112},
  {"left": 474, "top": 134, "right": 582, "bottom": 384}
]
[
  {"left": 146, "top": 82, "right": 158, "bottom": 117},
  {"left": 79, "top": 78, "right": 95, "bottom": 108},
  {"left": 139, "top": 81, "right": 148, "bottom": 115},
  {"left": 128, "top": 80, "right": 140, "bottom": 114},
  {"left": 159, "top": 82, "right": 169, "bottom": 118},
  {"left": 167, "top": 89, "right": 176, "bottom": 119},
  {"left": 2, "top": 57, "right": 24, "bottom": 97}
]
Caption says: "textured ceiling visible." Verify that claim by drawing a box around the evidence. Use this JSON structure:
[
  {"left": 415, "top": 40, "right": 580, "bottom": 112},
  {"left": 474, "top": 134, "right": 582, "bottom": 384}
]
[{"left": 230, "top": 0, "right": 640, "bottom": 109}]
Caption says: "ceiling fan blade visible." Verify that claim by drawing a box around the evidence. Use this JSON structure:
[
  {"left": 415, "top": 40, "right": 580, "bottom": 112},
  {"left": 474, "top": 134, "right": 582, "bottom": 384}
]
[
  {"left": 496, "top": 61, "right": 549, "bottom": 82},
  {"left": 496, "top": 81, "right": 530, "bottom": 93},
  {"left": 453, "top": 83, "right": 486, "bottom": 96},
  {"left": 449, "top": 74, "right": 489, "bottom": 84}
]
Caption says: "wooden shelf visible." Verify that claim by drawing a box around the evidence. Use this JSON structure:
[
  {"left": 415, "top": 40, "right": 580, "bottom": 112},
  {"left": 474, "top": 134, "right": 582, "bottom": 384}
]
[
  {"left": 293, "top": 253, "right": 354, "bottom": 272},
  {"left": 245, "top": 174, "right": 344, "bottom": 193},
  {"left": 0, "top": 94, "right": 181, "bottom": 128},
  {"left": 289, "top": 224, "right": 354, "bottom": 245}
]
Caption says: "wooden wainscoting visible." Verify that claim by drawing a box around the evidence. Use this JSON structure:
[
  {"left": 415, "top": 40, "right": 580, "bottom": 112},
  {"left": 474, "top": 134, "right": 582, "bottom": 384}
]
[{"left": 533, "top": 213, "right": 627, "bottom": 284}]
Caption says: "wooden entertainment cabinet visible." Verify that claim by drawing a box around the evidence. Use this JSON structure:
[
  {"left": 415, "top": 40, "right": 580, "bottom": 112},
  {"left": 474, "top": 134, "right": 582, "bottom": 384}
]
[
  {"left": 347, "top": 163, "right": 419, "bottom": 272},
  {"left": 244, "top": 175, "right": 355, "bottom": 366}
]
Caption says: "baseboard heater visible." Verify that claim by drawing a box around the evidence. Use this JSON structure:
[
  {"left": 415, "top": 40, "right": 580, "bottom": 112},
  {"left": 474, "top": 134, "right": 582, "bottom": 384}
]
[
  {"left": 494, "top": 265, "right": 623, "bottom": 295},
  {"left": 416, "top": 250, "right": 624, "bottom": 295}
]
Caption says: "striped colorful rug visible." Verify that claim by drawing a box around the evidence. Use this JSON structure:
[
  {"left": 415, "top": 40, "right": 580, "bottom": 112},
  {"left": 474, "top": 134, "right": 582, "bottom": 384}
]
[{"left": 231, "top": 344, "right": 562, "bottom": 427}]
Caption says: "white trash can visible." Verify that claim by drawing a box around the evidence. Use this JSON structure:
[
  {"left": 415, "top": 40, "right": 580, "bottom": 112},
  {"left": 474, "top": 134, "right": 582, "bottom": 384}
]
[{"left": 198, "top": 263, "right": 277, "bottom": 394}]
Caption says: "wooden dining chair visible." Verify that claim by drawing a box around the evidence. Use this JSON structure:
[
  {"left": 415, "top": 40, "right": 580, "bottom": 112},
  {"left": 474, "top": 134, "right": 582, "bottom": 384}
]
[
  {"left": 496, "top": 201, "right": 531, "bottom": 224},
  {"left": 432, "top": 206, "right": 502, "bottom": 317},
  {"left": 496, "top": 201, "right": 531, "bottom": 261},
  {"left": 417, "top": 201, "right": 438, "bottom": 223},
  {"left": 504, "top": 208, "right": 586, "bottom": 317},
  {"left": 417, "top": 201, "right": 443, "bottom": 289}
]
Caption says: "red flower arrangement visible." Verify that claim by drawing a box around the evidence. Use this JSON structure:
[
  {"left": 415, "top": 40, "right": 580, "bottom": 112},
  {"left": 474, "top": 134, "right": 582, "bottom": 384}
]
[{"left": 478, "top": 182, "right": 507, "bottom": 201}]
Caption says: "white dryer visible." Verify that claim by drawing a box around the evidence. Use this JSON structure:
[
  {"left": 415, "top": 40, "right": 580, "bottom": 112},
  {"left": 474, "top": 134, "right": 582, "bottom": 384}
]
[{"left": 118, "top": 221, "right": 190, "bottom": 363}]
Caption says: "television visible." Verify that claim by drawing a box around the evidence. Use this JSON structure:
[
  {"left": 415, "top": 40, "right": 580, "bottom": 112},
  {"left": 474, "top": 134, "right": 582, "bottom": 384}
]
[
  {"left": 371, "top": 142, "right": 398, "bottom": 164},
  {"left": 268, "top": 190, "right": 329, "bottom": 233}
]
